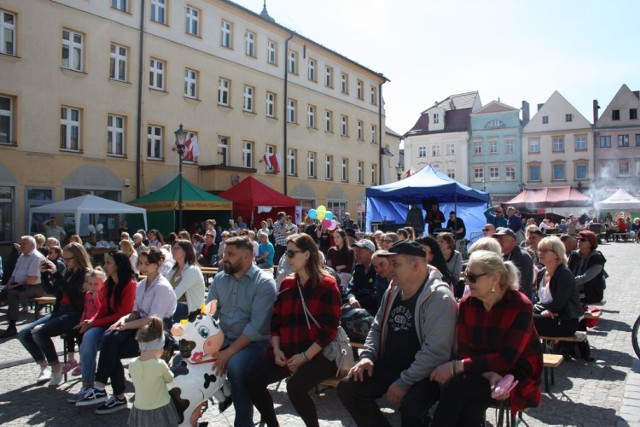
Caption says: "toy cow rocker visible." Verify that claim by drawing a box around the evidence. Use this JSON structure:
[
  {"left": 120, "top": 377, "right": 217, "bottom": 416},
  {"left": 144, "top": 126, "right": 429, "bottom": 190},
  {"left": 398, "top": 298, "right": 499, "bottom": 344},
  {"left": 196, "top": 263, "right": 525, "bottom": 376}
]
[{"left": 168, "top": 302, "right": 232, "bottom": 427}]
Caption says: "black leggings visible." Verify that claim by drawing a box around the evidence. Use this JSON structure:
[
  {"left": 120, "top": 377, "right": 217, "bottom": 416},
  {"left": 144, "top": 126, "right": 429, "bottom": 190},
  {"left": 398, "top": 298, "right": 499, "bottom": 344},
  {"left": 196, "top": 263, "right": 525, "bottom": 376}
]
[
  {"left": 432, "top": 373, "right": 494, "bottom": 426},
  {"left": 533, "top": 315, "right": 579, "bottom": 337}
]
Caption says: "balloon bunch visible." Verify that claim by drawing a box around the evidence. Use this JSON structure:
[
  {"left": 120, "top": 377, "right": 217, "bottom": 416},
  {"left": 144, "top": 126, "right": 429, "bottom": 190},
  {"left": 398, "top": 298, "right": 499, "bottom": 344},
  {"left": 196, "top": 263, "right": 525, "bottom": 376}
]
[{"left": 307, "top": 205, "right": 338, "bottom": 230}]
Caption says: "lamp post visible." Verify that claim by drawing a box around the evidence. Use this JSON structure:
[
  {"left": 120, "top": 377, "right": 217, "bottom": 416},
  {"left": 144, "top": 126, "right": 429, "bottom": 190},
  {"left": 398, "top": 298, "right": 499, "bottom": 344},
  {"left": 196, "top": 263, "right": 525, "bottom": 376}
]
[
  {"left": 395, "top": 165, "right": 403, "bottom": 181},
  {"left": 174, "top": 123, "right": 188, "bottom": 232}
]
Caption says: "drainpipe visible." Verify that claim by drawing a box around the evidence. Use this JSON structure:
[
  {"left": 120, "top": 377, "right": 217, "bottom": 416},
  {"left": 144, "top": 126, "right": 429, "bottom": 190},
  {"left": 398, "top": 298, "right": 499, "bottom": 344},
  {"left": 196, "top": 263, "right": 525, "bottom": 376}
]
[
  {"left": 378, "top": 80, "right": 384, "bottom": 185},
  {"left": 283, "top": 33, "right": 294, "bottom": 195},
  {"left": 134, "top": 1, "right": 146, "bottom": 198}
]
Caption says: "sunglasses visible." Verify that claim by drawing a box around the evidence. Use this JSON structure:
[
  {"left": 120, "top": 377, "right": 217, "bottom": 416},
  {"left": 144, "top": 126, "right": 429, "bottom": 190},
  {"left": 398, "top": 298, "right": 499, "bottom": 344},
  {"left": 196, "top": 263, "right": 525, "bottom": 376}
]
[
  {"left": 286, "top": 249, "right": 303, "bottom": 258},
  {"left": 578, "top": 238, "right": 588, "bottom": 242},
  {"left": 463, "top": 270, "right": 488, "bottom": 283},
  {"left": 482, "top": 228, "right": 491, "bottom": 232}
]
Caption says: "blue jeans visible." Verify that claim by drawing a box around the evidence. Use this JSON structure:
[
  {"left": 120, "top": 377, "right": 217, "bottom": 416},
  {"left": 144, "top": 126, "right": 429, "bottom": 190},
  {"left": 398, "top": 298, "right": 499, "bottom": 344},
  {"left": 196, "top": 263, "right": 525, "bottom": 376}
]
[
  {"left": 18, "top": 308, "right": 81, "bottom": 364},
  {"left": 227, "top": 340, "right": 268, "bottom": 427},
  {"left": 79, "top": 326, "right": 106, "bottom": 384}
]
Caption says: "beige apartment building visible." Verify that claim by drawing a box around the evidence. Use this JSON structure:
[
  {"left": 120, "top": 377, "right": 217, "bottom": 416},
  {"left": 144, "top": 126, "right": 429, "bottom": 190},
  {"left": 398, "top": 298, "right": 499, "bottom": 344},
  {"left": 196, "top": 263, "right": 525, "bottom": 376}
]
[{"left": 0, "top": 0, "right": 388, "bottom": 242}]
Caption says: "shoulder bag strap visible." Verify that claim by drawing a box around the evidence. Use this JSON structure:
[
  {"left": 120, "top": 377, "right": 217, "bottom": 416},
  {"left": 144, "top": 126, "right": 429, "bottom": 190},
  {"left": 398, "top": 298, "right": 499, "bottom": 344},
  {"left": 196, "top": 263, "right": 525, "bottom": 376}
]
[{"left": 297, "top": 278, "right": 320, "bottom": 330}]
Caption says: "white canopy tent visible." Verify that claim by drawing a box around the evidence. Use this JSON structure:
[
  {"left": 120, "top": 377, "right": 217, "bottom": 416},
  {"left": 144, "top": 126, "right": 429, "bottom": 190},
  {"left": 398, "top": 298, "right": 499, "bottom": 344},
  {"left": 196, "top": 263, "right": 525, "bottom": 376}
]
[
  {"left": 595, "top": 189, "right": 640, "bottom": 211},
  {"left": 29, "top": 195, "right": 148, "bottom": 237}
]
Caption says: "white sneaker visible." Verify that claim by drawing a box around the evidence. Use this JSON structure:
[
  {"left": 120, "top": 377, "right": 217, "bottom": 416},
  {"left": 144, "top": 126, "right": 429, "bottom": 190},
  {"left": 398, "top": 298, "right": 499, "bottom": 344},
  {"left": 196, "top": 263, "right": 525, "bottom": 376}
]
[
  {"left": 49, "top": 369, "right": 64, "bottom": 387},
  {"left": 36, "top": 366, "right": 51, "bottom": 383}
]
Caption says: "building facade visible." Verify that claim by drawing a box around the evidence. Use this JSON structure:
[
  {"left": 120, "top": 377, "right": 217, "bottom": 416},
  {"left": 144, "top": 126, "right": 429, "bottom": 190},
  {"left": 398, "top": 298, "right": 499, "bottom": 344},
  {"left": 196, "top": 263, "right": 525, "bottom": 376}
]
[{"left": 0, "top": 0, "right": 388, "bottom": 242}]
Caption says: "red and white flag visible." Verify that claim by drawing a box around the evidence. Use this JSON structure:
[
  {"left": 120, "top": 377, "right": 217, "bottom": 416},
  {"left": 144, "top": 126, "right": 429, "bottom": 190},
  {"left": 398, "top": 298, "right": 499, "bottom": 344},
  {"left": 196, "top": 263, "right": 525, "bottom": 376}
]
[
  {"left": 270, "top": 153, "right": 281, "bottom": 174},
  {"left": 182, "top": 133, "right": 200, "bottom": 163},
  {"left": 264, "top": 153, "right": 272, "bottom": 170},
  {"left": 405, "top": 167, "right": 416, "bottom": 177}
]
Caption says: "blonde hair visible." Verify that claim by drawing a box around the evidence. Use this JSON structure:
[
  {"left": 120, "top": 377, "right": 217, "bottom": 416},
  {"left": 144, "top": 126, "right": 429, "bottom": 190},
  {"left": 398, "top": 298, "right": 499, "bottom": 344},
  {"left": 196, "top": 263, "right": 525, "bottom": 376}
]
[
  {"left": 469, "top": 237, "right": 502, "bottom": 255},
  {"left": 120, "top": 239, "right": 135, "bottom": 256},
  {"left": 34, "top": 234, "right": 46, "bottom": 247},
  {"left": 468, "top": 250, "right": 519, "bottom": 292},
  {"left": 537, "top": 236, "right": 567, "bottom": 266},
  {"left": 84, "top": 267, "right": 107, "bottom": 292}
]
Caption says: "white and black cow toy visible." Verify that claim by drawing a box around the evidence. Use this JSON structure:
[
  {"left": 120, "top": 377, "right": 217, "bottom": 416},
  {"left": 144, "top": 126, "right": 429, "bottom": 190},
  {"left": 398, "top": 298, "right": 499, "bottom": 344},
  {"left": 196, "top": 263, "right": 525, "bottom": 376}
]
[{"left": 168, "top": 302, "right": 232, "bottom": 427}]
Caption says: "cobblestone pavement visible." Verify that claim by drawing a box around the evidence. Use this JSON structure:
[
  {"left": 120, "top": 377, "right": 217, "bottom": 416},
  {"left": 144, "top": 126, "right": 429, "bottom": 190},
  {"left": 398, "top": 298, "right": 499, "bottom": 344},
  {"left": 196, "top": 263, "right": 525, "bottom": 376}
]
[{"left": 1, "top": 242, "right": 640, "bottom": 426}]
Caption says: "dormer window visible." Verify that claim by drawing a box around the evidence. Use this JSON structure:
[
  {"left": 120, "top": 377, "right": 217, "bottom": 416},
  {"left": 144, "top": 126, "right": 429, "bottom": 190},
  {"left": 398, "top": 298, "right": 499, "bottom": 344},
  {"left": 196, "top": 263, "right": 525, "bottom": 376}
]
[{"left": 433, "top": 113, "right": 439, "bottom": 124}]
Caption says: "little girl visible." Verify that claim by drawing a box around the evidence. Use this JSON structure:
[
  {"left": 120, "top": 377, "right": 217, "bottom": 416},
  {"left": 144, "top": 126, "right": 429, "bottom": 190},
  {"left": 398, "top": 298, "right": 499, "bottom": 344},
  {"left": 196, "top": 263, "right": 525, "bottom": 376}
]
[{"left": 128, "top": 316, "right": 179, "bottom": 427}]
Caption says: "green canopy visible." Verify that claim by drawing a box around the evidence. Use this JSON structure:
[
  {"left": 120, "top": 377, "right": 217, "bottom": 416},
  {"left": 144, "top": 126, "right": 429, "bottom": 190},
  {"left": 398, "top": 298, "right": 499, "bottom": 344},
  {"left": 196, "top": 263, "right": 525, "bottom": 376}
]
[{"left": 130, "top": 175, "right": 232, "bottom": 211}]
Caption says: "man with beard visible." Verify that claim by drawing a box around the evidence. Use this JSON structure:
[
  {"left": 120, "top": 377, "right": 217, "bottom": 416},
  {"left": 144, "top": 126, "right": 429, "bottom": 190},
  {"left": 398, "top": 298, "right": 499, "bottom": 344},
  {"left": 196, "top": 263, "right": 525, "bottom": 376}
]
[{"left": 205, "top": 236, "right": 277, "bottom": 427}]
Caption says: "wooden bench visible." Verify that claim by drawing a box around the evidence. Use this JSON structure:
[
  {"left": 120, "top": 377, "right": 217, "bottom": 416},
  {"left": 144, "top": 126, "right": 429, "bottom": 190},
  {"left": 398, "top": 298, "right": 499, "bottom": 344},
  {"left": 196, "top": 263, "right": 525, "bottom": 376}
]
[
  {"left": 32, "top": 296, "right": 57, "bottom": 321},
  {"left": 543, "top": 353, "right": 563, "bottom": 393},
  {"left": 612, "top": 232, "right": 631, "bottom": 242}
]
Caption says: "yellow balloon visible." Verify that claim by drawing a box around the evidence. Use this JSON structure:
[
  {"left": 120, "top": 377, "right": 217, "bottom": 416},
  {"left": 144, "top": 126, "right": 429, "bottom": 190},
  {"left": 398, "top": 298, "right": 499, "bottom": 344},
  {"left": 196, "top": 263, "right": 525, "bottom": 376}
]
[
  {"left": 317, "top": 211, "right": 326, "bottom": 220},
  {"left": 317, "top": 205, "right": 327, "bottom": 213}
]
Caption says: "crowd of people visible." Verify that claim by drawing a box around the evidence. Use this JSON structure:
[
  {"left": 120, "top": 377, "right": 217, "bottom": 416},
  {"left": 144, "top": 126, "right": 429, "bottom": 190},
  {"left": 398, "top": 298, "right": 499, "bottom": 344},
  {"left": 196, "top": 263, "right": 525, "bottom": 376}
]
[{"left": 0, "top": 204, "right": 614, "bottom": 426}]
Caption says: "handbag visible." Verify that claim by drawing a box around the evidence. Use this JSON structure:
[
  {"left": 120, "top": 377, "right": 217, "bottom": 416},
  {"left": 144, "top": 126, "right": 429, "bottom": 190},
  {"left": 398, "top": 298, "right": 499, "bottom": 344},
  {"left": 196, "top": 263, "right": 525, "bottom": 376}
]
[{"left": 297, "top": 283, "right": 354, "bottom": 377}]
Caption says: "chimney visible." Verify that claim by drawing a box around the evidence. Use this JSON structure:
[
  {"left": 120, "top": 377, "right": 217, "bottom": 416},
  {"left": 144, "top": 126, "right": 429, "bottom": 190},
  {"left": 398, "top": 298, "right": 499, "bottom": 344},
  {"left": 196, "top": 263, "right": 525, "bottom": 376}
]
[
  {"left": 537, "top": 103, "right": 544, "bottom": 112},
  {"left": 593, "top": 100, "right": 600, "bottom": 124},
  {"left": 521, "top": 101, "right": 530, "bottom": 126}
]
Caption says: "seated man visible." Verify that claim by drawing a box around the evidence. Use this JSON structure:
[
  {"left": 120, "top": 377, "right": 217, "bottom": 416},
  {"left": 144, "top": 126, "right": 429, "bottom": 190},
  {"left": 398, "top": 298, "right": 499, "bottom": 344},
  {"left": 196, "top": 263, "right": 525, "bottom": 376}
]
[
  {"left": 338, "top": 241, "right": 457, "bottom": 426},
  {"left": 494, "top": 228, "right": 534, "bottom": 301},
  {"left": 346, "top": 239, "right": 378, "bottom": 315},
  {"left": 255, "top": 231, "right": 274, "bottom": 269}
]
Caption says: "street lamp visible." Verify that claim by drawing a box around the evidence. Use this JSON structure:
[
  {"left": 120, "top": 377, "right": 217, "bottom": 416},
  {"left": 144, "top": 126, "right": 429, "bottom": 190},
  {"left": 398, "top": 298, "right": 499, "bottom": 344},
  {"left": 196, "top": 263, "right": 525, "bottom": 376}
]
[
  {"left": 174, "top": 123, "right": 188, "bottom": 232},
  {"left": 395, "top": 165, "right": 403, "bottom": 181}
]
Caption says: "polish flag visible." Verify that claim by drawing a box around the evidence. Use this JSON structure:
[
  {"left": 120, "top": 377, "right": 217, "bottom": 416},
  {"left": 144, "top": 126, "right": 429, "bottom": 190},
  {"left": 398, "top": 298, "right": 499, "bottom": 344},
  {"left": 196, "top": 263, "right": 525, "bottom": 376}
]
[
  {"left": 405, "top": 167, "right": 416, "bottom": 177},
  {"left": 264, "top": 153, "right": 273, "bottom": 170},
  {"left": 182, "top": 133, "right": 200, "bottom": 163},
  {"left": 270, "top": 153, "right": 281, "bottom": 174}
]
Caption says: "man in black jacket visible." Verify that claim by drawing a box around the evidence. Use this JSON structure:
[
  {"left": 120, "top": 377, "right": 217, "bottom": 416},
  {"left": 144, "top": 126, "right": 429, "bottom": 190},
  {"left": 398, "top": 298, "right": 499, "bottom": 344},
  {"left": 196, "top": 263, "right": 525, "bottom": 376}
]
[{"left": 494, "top": 227, "right": 534, "bottom": 301}]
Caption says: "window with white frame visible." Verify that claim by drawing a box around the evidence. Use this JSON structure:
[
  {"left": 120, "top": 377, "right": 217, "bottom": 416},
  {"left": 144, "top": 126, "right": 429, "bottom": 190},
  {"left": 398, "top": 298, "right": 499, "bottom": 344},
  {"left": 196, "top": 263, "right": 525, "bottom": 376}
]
[
  {"left": 341, "top": 115, "right": 348, "bottom": 136},
  {"left": 619, "top": 160, "right": 630, "bottom": 176},
  {"left": 287, "top": 99, "right": 296, "bottom": 123},
  {"left": 505, "top": 166, "right": 516, "bottom": 181},
  {"left": 267, "top": 40, "right": 277, "bottom": 65},
  {"left": 110, "top": 43, "right": 128, "bottom": 81},
  {"left": 528, "top": 138, "right": 540, "bottom": 153},
  {"left": 149, "top": 58, "right": 165, "bottom": 90},
  {"left": 357, "top": 120, "right": 363, "bottom": 140},
  {"left": 1, "top": 10, "right": 16, "bottom": 56},
  {"left": 341, "top": 158, "right": 349, "bottom": 181},
  {"left": 307, "top": 152, "right": 316, "bottom": 177},
  {"left": 575, "top": 135, "right": 587, "bottom": 151},
  {"left": 489, "top": 166, "right": 499, "bottom": 181},
  {"left": 150, "top": 0, "right": 166, "bottom": 24},
  {"left": 529, "top": 164, "right": 541, "bottom": 181},
  {"left": 447, "top": 169, "right": 455, "bottom": 179},
  {"left": 245, "top": 31, "right": 255, "bottom": 57},
  {"left": 433, "top": 113, "right": 439, "bottom": 124},
  {"left": 287, "top": 148, "right": 296, "bottom": 176},
  {"left": 618, "top": 134, "right": 630, "bottom": 147},
  {"left": 0, "top": 95, "right": 14, "bottom": 144},
  {"left": 371, "top": 164, "right": 377, "bottom": 184},
  {"left": 505, "top": 138, "right": 514, "bottom": 154},
  {"left": 218, "top": 136, "right": 229, "bottom": 165},
  {"left": 370, "top": 85, "right": 377, "bottom": 105},
  {"left": 431, "top": 144, "right": 440, "bottom": 157},
  {"left": 473, "top": 167, "right": 484, "bottom": 182},
  {"left": 111, "top": 0, "right": 128, "bottom": 12},
  {"left": 218, "top": 78, "right": 230, "bottom": 106},
  {"left": 446, "top": 143, "right": 455, "bottom": 156},
  {"left": 357, "top": 161, "right": 363, "bottom": 183},
  {"left": 325, "top": 110, "right": 333, "bottom": 132},
  {"left": 265, "top": 144, "right": 275, "bottom": 172},
  {"left": 220, "top": 20, "right": 232, "bottom": 48},
  {"left": 60, "top": 106, "right": 81, "bottom": 151},
  {"left": 418, "top": 146, "right": 426, "bottom": 158},
  {"left": 62, "top": 29, "right": 83, "bottom": 71},
  {"left": 147, "top": 125, "right": 163, "bottom": 159},
  {"left": 184, "top": 68, "right": 197, "bottom": 98},
  {"left": 370, "top": 125, "right": 377, "bottom": 144},
  {"left": 242, "top": 140, "right": 253, "bottom": 168},
  {"left": 575, "top": 163, "right": 588, "bottom": 180},
  {"left": 356, "top": 80, "right": 363, "bottom": 100},
  {"left": 186, "top": 6, "right": 199, "bottom": 36},
  {"left": 552, "top": 137, "right": 564, "bottom": 152},
  {"left": 107, "top": 114, "right": 125, "bottom": 156},
  {"left": 288, "top": 50, "right": 297, "bottom": 74},
  {"left": 325, "top": 155, "right": 333, "bottom": 180},
  {"left": 325, "top": 66, "right": 333, "bottom": 87},
  {"left": 474, "top": 141, "right": 482, "bottom": 155},
  {"left": 243, "top": 85, "right": 254, "bottom": 112},
  {"left": 307, "top": 105, "right": 315, "bottom": 128},
  {"left": 489, "top": 140, "right": 497, "bottom": 154},
  {"left": 265, "top": 92, "right": 276, "bottom": 118},
  {"left": 308, "top": 58, "right": 316, "bottom": 81},
  {"left": 341, "top": 73, "right": 348, "bottom": 94}
]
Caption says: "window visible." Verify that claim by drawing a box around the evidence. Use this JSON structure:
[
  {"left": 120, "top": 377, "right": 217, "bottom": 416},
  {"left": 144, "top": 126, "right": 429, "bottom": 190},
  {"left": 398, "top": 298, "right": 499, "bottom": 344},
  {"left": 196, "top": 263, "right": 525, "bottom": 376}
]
[
  {"left": 636, "top": 134, "right": 640, "bottom": 146},
  {"left": 371, "top": 164, "right": 377, "bottom": 185},
  {"left": 245, "top": 31, "right": 255, "bottom": 57},
  {"left": 552, "top": 163, "right": 565, "bottom": 181},
  {"left": 370, "top": 125, "right": 377, "bottom": 144},
  {"left": 325, "top": 66, "right": 333, "bottom": 87},
  {"left": 618, "top": 134, "right": 630, "bottom": 147},
  {"left": 341, "top": 73, "right": 348, "bottom": 94},
  {"left": 185, "top": 6, "right": 199, "bottom": 36},
  {"left": 218, "top": 78, "right": 230, "bottom": 106},
  {"left": 356, "top": 80, "right": 363, "bottom": 100},
  {"left": 287, "top": 148, "right": 296, "bottom": 176},
  {"left": 265, "top": 92, "right": 276, "bottom": 118},
  {"left": 542, "top": 116, "right": 549, "bottom": 124},
  {"left": 474, "top": 141, "right": 483, "bottom": 155},
  {"left": 552, "top": 137, "right": 564, "bottom": 152},
  {"left": 433, "top": 113, "right": 439, "bottom": 124},
  {"left": 324, "top": 110, "right": 333, "bottom": 132},
  {"left": 575, "top": 135, "right": 587, "bottom": 151},
  {"left": 60, "top": 106, "right": 81, "bottom": 151},
  {"left": 357, "top": 161, "right": 363, "bottom": 183},
  {"left": 25, "top": 188, "right": 55, "bottom": 234},
  {"left": 265, "top": 144, "right": 275, "bottom": 172},
  {"left": 288, "top": 50, "right": 297, "bottom": 74},
  {"left": 327, "top": 201, "right": 347, "bottom": 223},
  {"left": 242, "top": 141, "right": 253, "bottom": 168},
  {"left": 62, "top": 29, "right": 83, "bottom": 71},
  {"left": 107, "top": 114, "right": 125, "bottom": 156},
  {"left": 147, "top": 125, "right": 163, "bottom": 159},
  {"left": 184, "top": 68, "right": 197, "bottom": 98},
  {"left": 325, "top": 155, "right": 333, "bottom": 180},
  {"left": 489, "top": 166, "right": 499, "bottom": 181},
  {"left": 109, "top": 43, "right": 128, "bottom": 81},
  {"left": 341, "top": 158, "right": 349, "bottom": 182},
  {"left": 218, "top": 136, "right": 229, "bottom": 165},
  {"left": 340, "top": 115, "right": 348, "bottom": 136},
  {"left": 446, "top": 143, "right": 455, "bottom": 156},
  {"left": 307, "top": 152, "right": 316, "bottom": 177},
  {"left": 220, "top": 20, "right": 232, "bottom": 48},
  {"left": 431, "top": 144, "right": 440, "bottom": 157},
  {"left": 0, "top": 95, "right": 14, "bottom": 144},
  {"left": 356, "top": 120, "right": 363, "bottom": 140},
  {"left": 307, "top": 105, "right": 316, "bottom": 128},
  {"left": 308, "top": 59, "right": 316, "bottom": 81},
  {"left": 418, "top": 146, "right": 426, "bottom": 158},
  {"left": 489, "top": 140, "right": 497, "bottom": 154},
  {"left": 565, "top": 113, "right": 573, "bottom": 122},
  {"left": 528, "top": 164, "right": 540, "bottom": 181},
  {"left": 370, "top": 85, "right": 377, "bottom": 105},
  {"left": 576, "top": 163, "right": 588, "bottom": 180},
  {"left": 505, "top": 139, "right": 514, "bottom": 154},
  {"left": 267, "top": 40, "right": 277, "bottom": 65},
  {"left": 149, "top": 58, "right": 165, "bottom": 90},
  {"left": 287, "top": 99, "right": 296, "bottom": 123},
  {"left": 619, "top": 160, "right": 630, "bottom": 176},
  {"left": 612, "top": 109, "right": 620, "bottom": 120},
  {"left": 111, "top": 0, "right": 128, "bottom": 12},
  {"left": 631, "top": 108, "right": 638, "bottom": 120},
  {"left": 242, "top": 85, "right": 254, "bottom": 112},
  {"left": 505, "top": 166, "right": 516, "bottom": 181},
  {"left": 1, "top": 10, "right": 16, "bottom": 56},
  {"left": 473, "top": 167, "right": 484, "bottom": 182},
  {"left": 0, "top": 186, "right": 14, "bottom": 243},
  {"left": 447, "top": 169, "right": 455, "bottom": 179},
  {"left": 150, "top": 0, "right": 166, "bottom": 24},
  {"left": 599, "top": 135, "right": 611, "bottom": 148},
  {"left": 528, "top": 139, "right": 540, "bottom": 153}
]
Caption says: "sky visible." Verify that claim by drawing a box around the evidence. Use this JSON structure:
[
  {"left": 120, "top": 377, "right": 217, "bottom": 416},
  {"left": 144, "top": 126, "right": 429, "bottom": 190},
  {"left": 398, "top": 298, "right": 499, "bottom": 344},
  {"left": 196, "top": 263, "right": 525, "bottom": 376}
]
[{"left": 234, "top": 0, "right": 640, "bottom": 135}]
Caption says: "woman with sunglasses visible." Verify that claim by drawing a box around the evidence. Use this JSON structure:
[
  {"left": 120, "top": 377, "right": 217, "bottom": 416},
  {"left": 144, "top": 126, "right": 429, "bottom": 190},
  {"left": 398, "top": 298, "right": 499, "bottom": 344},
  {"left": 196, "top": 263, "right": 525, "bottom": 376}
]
[
  {"left": 568, "top": 230, "right": 607, "bottom": 304},
  {"left": 247, "top": 233, "right": 341, "bottom": 427},
  {"left": 379, "top": 232, "right": 399, "bottom": 251},
  {"left": 533, "top": 236, "right": 583, "bottom": 337},
  {"left": 18, "top": 243, "right": 92, "bottom": 386},
  {"left": 430, "top": 250, "right": 542, "bottom": 426},
  {"left": 165, "top": 239, "right": 205, "bottom": 322}
]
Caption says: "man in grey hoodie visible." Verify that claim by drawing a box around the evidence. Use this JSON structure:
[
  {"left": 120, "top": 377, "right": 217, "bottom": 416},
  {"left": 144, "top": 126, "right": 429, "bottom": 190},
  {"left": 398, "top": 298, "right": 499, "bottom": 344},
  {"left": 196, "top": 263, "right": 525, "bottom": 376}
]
[{"left": 337, "top": 240, "right": 457, "bottom": 426}]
